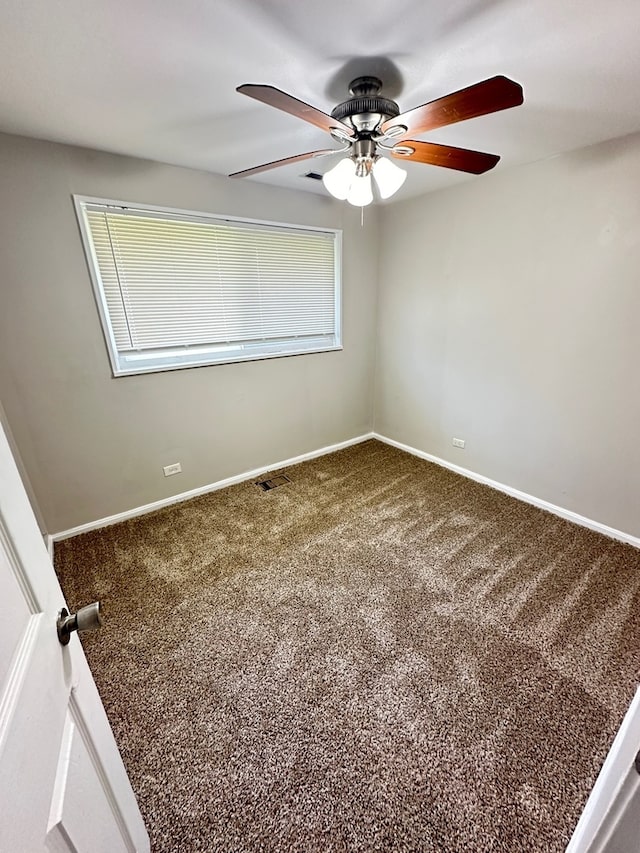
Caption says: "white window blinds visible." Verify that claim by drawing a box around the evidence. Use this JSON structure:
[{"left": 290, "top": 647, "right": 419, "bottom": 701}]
[{"left": 75, "top": 198, "right": 341, "bottom": 376}]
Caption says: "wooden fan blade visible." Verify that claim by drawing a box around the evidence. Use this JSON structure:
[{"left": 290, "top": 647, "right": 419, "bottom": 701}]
[
  {"left": 381, "top": 75, "right": 523, "bottom": 137},
  {"left": 391, "top": 141, "right": 500, "bottom": 174},
  {"left": 237, "top": 84, "right": 355, "bottom": 137},
  {"left": 229, "top": 149, "right": 337, "bottom": 178}
]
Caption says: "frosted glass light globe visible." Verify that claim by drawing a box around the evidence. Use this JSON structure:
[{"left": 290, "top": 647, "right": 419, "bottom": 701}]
[
  {"left": 372, "top": 157, "right": 407, "bottom": 199},
  {"left": 322, "top": 158, "right": 356, "bottom": 200},
  {"left": 347, "top": 174, "right": 373, "bottom": 207}
]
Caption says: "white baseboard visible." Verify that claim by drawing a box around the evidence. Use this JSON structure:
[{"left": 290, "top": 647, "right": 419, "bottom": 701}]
[
  {"left": 373, "top": 433, "right": 640, "bottom": 549},
  {"left": 50, "top": 431, "right": 639, "bottom": 550},
  {"left": 51, "top": 433, "right": 374, "bottom": 543}
]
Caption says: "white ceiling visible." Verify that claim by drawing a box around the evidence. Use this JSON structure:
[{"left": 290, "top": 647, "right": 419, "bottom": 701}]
[{"left": 1, "top": 0, "right": 640, "bottom": 203}]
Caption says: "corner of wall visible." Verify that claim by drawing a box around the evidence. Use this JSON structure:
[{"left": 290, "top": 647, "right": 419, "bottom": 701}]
[
  {"left": 370, "top": 202, "right": 387, "bottom": 435},
  {"left": 0, "top": 397, "right": 48, "bottom": 536}
]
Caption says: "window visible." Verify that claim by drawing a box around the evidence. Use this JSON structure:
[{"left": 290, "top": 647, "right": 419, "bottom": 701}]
[{"left": 74, "top": 197, "right": 341, "bottom": 376}]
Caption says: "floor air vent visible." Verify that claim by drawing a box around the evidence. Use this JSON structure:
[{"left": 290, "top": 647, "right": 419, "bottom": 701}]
[{"left": 256, "top": 474, "right": 291, "bottom": 492}]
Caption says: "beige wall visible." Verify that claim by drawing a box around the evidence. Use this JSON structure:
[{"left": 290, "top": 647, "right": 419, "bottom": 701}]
[
  {"left": 2, "top": 129, "right": 638, "bottom": 540},
  {"left": 0, "top": 133, "right": 378, "bottom": 533},
  {"left": 375, "top": 133, "right": 640, "bottom": 538}
]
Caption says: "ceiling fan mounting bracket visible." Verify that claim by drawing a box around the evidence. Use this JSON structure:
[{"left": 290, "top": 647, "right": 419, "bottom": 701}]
[{"left": 347, "top": 76, "right": 384, "bottom": 97}]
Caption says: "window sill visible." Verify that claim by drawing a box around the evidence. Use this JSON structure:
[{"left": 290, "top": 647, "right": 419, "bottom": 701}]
[{"left": 112, "top": 344, "right": 344, "bottom": 377}]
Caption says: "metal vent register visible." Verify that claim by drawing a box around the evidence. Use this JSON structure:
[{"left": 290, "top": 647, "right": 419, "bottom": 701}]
[{"left": 256, "top": 474, "right": 291, "bottom": 492}]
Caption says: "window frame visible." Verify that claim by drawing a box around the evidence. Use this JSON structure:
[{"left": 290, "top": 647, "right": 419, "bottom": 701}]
[{"left": 73, "top": 195, "right": 343, "bottom": 377}]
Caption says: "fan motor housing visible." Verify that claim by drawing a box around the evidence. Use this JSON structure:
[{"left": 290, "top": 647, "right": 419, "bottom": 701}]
[{"left": 331, "top": 76, "right": 400, "bottom": 133}]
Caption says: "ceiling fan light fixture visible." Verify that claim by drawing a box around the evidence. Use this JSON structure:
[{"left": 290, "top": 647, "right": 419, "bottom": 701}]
[
  {"left": 346, "top": 173, "right": 373, "bottom": 207},
  {"left": 322, "top": 157, "right": 357, "bottom": 200},
  {"left": 372, "top": 156, "right": 407, "bottom": 199}
]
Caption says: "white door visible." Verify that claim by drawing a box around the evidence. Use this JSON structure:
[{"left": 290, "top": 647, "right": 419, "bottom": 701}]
[
  {"left": 567, "top": 686, "right": 640, "bottom": 853},
  {"left": 0, "top": 421, "right": 149, "bottom": 852}
]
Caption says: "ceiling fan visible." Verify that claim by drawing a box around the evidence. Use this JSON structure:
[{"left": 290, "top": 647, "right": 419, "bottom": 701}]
[{"left": 230, "top": 74, "right": 524, "bottom": 206}]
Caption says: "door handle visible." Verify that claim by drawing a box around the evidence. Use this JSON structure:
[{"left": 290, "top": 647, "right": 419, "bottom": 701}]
[{"left": 57, "top": 602, "right": 102, "bottom": 646}]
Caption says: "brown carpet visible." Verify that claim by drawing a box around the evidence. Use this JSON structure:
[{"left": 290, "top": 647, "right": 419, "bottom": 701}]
[{"left": 54, "top": 439, "right": 640, "bottom": 852}]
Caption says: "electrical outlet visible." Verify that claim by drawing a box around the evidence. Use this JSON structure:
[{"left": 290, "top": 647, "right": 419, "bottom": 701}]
[
  {"left": 452, "top": 438, "right": 465, "bottom": 449},
  {"left": 163, "top": 462, "right": 182, "bottom": 477}
]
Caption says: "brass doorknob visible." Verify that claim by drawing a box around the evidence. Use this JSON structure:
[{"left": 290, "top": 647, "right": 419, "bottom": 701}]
[{"left": 57, "top": 602, "right": 102, "bottom": 646}]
